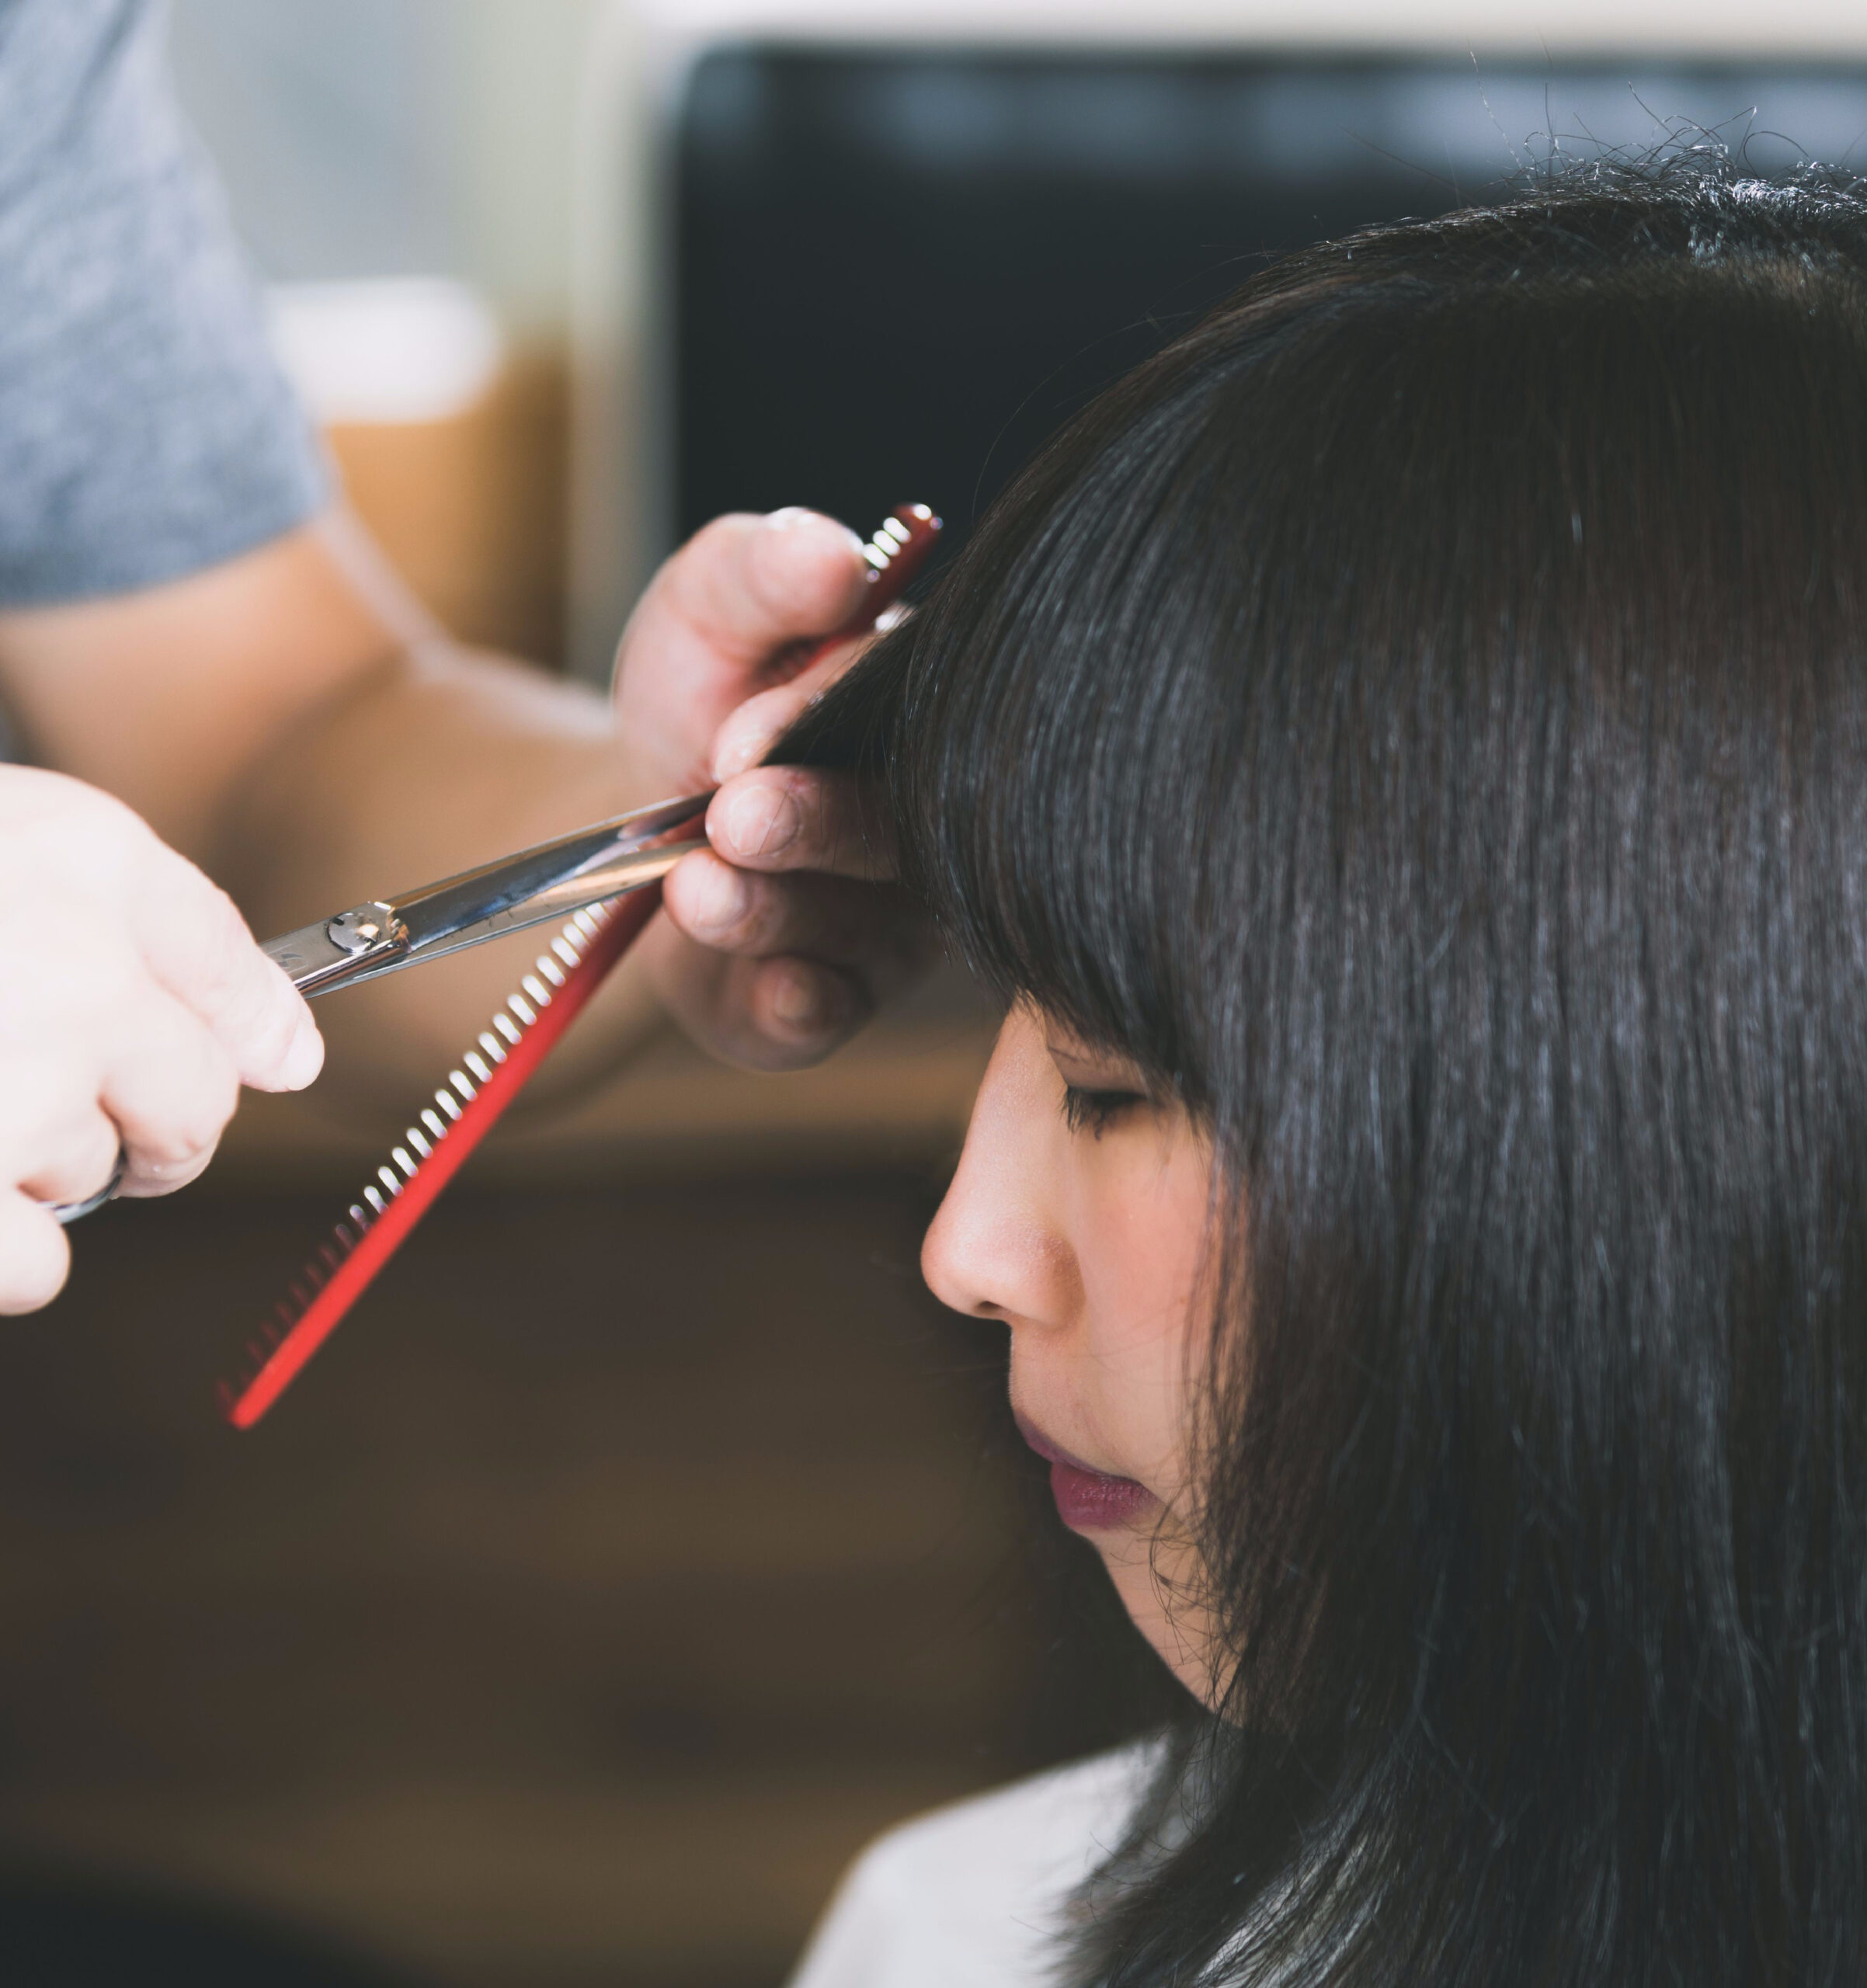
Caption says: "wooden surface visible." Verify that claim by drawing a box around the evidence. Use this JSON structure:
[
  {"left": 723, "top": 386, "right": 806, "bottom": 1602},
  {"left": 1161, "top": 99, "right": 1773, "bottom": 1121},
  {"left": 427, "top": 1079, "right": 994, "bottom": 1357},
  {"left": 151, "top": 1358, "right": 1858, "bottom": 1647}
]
[{"left": 0, "top": 1172, "right": 1152, "bottom": 1986}]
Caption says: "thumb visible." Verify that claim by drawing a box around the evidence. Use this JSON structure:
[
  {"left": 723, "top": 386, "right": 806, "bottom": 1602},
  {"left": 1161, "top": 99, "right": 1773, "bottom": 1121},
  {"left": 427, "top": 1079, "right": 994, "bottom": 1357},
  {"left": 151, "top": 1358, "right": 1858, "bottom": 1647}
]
[{"left": 130, "top": 843, "right": 324, "bottom": 1093}]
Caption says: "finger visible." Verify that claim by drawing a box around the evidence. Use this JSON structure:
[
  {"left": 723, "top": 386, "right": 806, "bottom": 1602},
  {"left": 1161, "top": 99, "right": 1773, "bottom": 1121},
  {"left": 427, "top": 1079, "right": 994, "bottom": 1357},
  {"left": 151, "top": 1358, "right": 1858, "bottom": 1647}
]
[
  {"left": 128, "top": 846, "right": 322, "bottom": 1092},
  {"left": 641, "top": 509, "right": 871, "bottom": 671},
  {"left": 664, "top": 857, "right": 928, "bottom": 986},
  {"left": 0, "top": 1191, "right": 72, "bottom": 1314},
  {"left": 101, "top": 992, "right": 241, "bottom": 1197},
  {"left": 704, "top": 768, "right": 897, "bottom": 881},
  {"left": 659, "top": 941, "right": 874, "bottom": 1073},
  {"left": 16, "top": 1106, "right": 121, "bottom": 1211},
  {"left": 749, "top": 954, "right": 872, "bottom": 1055},
  {"left": 710, "top": 636, "right": 868, "bottom": 780}
]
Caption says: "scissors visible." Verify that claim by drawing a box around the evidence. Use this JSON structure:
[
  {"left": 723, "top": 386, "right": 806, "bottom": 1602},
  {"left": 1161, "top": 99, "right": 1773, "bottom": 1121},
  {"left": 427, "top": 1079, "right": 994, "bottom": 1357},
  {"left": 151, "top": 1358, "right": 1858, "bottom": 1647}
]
[
  {"left": 259, "top": 789, "right": 712, "bottom": 999},
  {"left": 57, "top": 501, "right": 941, "bottom": 1434},
  {"left": 50, "top": 498, "right": 941, "bottom": 1239},
  {"left": 40, "top": 791, "right": 709, "bottom": 1225}
]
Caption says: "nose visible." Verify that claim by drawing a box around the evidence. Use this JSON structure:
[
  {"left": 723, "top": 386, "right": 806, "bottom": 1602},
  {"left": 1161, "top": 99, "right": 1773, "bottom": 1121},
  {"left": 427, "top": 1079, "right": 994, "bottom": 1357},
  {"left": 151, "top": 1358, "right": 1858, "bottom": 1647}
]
[{"left": 920, "top": 1006, "right": 1080, "bottom": 1327}]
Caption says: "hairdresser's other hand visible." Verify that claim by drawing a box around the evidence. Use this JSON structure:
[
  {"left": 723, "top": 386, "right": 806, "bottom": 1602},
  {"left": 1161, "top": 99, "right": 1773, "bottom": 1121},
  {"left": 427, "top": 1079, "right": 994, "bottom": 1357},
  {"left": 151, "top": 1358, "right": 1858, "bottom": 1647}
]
[
  {"left": 0, "top": 767, "right": 322, "bottom": 1312},
  {"left": 610, "top": 508, "right": 930, "bottom": 1070}
]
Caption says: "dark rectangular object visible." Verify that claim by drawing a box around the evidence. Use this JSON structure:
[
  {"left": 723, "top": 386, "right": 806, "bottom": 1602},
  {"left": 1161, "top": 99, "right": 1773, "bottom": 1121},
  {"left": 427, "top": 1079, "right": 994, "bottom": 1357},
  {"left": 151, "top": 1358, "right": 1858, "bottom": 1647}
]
[{"left": 673, "top": 47, "right": 1867, "bottom": 551}]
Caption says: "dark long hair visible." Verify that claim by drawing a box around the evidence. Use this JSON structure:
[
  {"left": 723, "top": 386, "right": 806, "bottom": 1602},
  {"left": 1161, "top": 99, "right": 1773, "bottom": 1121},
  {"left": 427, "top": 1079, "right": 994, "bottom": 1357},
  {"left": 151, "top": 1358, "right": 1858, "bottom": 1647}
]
[{"left": 784, "top": 157, "right": 1867, "bottom": 1986}]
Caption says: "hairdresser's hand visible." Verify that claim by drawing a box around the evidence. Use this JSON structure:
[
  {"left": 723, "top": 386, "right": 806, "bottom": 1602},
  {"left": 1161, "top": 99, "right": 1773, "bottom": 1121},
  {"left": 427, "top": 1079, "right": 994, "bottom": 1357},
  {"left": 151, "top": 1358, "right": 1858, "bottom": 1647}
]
[
  {"left": 0, "top": 768, "right": 322, "bottom": 1312},
  {"left": 610, "top": 508, "right": 931, "bottom": 1070}
]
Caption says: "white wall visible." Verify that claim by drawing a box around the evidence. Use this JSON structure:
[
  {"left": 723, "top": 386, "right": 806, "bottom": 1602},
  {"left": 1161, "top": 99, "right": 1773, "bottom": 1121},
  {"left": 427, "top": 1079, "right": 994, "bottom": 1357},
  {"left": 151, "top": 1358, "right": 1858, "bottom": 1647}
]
[{"left": 169, "top": 0, "right": 602, "bottom": 335}]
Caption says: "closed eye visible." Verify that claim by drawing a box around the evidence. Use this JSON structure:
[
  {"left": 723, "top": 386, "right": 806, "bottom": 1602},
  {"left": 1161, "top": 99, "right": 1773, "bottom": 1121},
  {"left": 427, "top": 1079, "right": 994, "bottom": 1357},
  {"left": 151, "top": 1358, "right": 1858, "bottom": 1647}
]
[{"left": 1061, "top": 1085, "right": 1145, "bottom": 1138}]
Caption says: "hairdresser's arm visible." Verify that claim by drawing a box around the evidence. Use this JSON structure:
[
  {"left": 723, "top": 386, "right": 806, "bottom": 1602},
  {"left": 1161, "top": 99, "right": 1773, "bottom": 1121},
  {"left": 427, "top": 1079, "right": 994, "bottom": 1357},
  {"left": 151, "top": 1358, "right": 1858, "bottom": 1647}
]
[{"left": 0, "top": 506, "right": 923, "bottom": 1110}]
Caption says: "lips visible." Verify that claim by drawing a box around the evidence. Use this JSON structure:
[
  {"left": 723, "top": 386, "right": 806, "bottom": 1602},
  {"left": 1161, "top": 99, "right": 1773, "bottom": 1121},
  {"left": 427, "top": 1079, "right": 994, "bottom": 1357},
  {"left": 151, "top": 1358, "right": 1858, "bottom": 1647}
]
[{"left": 1013, "top": 1411, "right": 1159, "bottom": 1534}]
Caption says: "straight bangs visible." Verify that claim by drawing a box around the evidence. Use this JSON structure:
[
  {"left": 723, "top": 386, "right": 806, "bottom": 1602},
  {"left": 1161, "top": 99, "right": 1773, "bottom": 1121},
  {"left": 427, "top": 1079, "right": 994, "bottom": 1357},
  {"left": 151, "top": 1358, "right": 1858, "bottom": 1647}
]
[
  {"left": 781, "top": 160, "right": 1867, "bottom": 1988},
  {"left": 790, "top": 292, "right": 1370, "bottom": 1115},
  {"left": 793, "top": 360, "right": 1271, "bottom": 1104}
]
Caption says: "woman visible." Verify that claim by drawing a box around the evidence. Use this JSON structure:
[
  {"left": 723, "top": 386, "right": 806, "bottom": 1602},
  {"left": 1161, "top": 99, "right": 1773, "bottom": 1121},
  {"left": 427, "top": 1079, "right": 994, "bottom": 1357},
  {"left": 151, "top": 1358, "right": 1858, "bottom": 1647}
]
[{"left": 781, "top": 157, "right": 1867, "bottom": 1986}]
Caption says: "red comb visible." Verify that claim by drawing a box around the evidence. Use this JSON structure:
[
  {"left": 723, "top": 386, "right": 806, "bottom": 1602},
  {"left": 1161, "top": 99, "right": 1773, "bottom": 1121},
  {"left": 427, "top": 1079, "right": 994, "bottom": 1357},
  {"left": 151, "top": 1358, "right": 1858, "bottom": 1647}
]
[
  {"left": 220, "top": 504, "right": 940, "bottom": 1427},
  {"left": 218, "top": 891, "right": 657, "bottom": 1429}
]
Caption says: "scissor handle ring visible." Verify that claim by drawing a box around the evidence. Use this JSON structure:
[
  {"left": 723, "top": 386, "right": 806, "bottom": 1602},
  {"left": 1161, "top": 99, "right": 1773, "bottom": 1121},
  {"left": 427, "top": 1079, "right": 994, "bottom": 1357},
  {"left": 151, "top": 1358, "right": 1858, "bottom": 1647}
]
[{"left": 49, "top": 1143, "right": 128, "bottom": 1225}]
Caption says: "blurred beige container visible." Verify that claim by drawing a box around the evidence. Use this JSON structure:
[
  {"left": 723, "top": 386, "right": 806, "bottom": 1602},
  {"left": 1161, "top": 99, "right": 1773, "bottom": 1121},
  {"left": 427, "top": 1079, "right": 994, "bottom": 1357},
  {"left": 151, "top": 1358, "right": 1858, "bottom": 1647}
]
[{"left": 269, "top": 278, "right": 571, "bottom": 667}]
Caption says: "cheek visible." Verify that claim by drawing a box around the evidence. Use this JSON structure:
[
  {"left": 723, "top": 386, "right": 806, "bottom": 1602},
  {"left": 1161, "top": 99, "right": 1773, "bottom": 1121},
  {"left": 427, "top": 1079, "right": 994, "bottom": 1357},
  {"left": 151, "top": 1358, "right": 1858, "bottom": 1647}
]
[
  {"left": 1066, "top": 1147, "right": 1214, "bottom": 1493},
  {"left": 1080, "top": 1189, "right": 1206, "bottom": 1335}
]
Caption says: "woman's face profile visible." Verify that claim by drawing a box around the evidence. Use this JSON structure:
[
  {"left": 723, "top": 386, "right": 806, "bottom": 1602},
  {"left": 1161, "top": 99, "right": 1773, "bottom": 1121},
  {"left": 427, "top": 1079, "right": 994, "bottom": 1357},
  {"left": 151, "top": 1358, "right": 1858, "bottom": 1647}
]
[{"left": 922, "top": 1001, "right": 1221, "bottom": 1702}]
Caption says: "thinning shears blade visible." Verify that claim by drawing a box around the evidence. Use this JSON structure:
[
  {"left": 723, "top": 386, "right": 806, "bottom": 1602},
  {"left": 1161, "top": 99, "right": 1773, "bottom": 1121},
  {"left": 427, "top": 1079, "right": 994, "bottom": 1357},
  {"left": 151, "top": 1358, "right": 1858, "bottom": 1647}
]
[{"left": 262, "top": 789, "right": 711, "bottom": 997}]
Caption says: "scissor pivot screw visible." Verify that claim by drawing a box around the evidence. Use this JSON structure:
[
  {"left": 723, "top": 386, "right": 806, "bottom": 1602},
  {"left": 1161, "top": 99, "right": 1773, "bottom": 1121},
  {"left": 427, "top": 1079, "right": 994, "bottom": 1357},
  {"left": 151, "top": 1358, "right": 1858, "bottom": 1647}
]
[{"left": 326, "top": 906, "right": 392, "bottom": 954}]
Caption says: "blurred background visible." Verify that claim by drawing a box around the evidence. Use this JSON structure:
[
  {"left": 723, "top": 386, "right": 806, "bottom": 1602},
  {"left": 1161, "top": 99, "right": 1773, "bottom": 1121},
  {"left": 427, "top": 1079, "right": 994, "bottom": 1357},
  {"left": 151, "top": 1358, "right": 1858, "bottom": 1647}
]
[{"left": 6, "top": 2, "right": 1867, "bottom": 1983}]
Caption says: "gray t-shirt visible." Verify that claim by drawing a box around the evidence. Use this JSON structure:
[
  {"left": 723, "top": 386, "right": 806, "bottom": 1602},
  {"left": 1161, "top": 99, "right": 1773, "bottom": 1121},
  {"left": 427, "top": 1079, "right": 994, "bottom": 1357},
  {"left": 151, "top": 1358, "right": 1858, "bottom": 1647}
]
[{"left": 0, "top": 0, "right": 325, "bottom": 604}]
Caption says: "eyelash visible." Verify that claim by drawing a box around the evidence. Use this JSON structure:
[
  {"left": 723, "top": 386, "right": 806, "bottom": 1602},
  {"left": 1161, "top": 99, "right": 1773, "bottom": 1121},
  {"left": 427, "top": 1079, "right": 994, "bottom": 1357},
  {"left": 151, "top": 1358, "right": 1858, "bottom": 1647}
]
[{"left": 1061, "top": 1085, "right": 1144, "bottom": 1137}]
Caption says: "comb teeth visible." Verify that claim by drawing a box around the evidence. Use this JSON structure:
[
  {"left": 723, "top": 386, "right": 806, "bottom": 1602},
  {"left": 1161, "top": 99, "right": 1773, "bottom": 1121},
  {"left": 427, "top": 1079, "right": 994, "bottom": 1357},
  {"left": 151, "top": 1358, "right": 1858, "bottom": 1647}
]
[
  {"left": 217, "top": 911, "right": 622, "bottom": 1418},
  {"left": 287, "top": 926, "right": 592, "bottom": 1255},
  {"left": 859, "top": 504, "right": 934, "bottom": 572}
]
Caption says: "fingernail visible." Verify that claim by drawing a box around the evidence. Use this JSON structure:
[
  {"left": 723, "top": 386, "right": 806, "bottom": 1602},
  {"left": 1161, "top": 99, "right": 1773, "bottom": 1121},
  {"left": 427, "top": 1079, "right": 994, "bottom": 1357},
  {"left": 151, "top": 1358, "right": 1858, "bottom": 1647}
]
[
  {"left": 279, "top": 1020, "right": 325, "bottom": 1091},
  {"left": 722, "top": 782, "right": 801, "bottom": 859},
  {"left": 764, "top": 506, "right": 867, "bottom": 562},
  {"left": 687, "top": 858, "right": 751, "bottom": 936}
]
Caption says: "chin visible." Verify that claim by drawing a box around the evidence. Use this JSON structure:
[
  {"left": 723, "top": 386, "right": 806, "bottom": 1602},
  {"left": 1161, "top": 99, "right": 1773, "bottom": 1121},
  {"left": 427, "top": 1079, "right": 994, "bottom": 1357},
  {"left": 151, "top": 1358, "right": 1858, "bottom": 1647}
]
[{"left": 1098, "top": 1532, "right": 1224, "bottom": 1705}]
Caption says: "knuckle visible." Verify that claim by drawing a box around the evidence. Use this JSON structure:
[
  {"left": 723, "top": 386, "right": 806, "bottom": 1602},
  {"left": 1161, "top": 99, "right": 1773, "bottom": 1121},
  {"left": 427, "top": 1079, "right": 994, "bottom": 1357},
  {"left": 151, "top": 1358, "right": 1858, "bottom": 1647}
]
[
  {"left": 181, "top": 877, "right": 252, "bottom": 978},
  {"left": 732, "top": 875, "right": 792, "bottom": 953},
  {"left": 136, "top": 1062, "right": 238, "bottom": 1171},
  {"left": 754, "top": 768, "right": 888, "bottom": 878},
  {"left": 120, "top": 1152, "right": 214, "bottom": 1199},
  {"left": 183, "top": 954, "right": 253, "bottom": 1035},
  {"left": 125, "top": 1139, "right": 220, "bottom": 1194},
  {"left": 793, "top": 776, "right": 848, "bottom": 855},
  {"left": 664, "top": 513, "right": 760, "bottom": 601},
  {"left": 162, "top": 885, "right": 283, "bottom": 1048},
  {"left": 683, "top": 860, "right": 784, "bottom": 953},
  {"left": 129, "top": 1114, "right": 219, "bottom": 1177}
]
